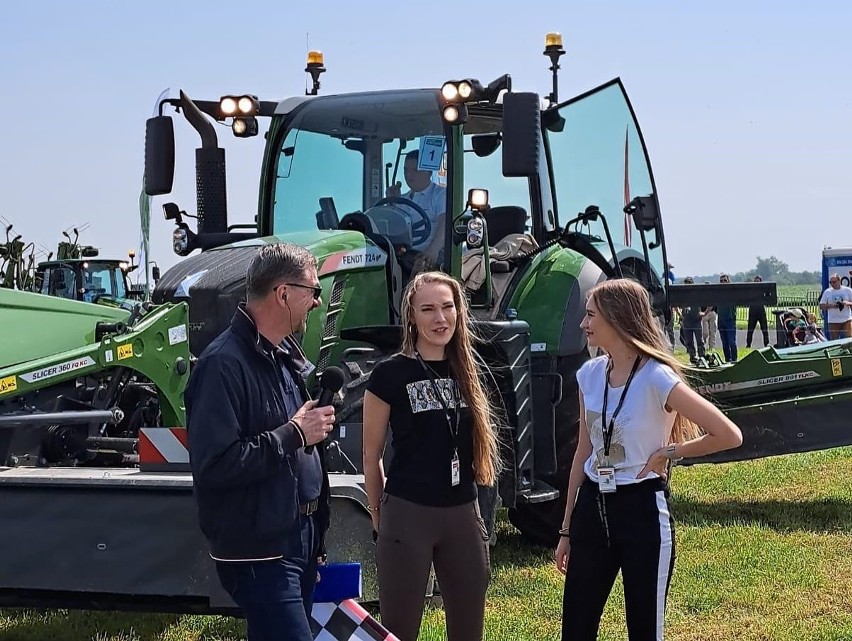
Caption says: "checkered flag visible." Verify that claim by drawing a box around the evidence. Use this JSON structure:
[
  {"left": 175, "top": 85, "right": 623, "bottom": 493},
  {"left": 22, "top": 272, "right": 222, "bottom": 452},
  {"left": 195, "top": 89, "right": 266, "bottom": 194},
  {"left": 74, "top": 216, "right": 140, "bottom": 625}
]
[{"left": 311, "top": 599, "right": 400, "bottom": 641}]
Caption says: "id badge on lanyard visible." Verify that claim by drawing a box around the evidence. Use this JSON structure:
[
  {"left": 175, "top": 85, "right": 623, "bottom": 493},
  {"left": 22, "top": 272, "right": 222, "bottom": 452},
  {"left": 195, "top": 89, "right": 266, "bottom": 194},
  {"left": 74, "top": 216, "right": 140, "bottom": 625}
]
[
  {"left": 597, "top": 464, "right": 617, "bottom": 493},
  {"left": 451, "top": 450, "right": 460, "bottom": 486}
]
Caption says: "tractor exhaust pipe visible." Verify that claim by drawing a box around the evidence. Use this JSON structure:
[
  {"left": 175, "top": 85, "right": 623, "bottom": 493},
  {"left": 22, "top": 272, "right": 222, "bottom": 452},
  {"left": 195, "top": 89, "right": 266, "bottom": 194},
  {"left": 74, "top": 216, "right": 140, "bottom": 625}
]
[
  {"left": 0, "top": 408, "right": 124, "bottom": 428},
  {"left": 179, "top": 90, "right": 228, "bottom": 235}
]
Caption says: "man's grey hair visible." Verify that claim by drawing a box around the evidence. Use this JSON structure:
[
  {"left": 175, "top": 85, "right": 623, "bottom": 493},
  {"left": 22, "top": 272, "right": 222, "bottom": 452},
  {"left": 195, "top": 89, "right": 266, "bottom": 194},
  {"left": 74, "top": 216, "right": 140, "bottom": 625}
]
[{"left": 246, "top": 243, "right": 318, "bottom": 301}]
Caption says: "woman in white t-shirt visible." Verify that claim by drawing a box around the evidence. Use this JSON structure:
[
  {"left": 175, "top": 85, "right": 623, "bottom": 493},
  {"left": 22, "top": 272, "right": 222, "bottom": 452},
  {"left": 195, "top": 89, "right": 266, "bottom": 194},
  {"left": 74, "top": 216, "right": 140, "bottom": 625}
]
[{"left": 555, "top": 279, "right": 743, "bottom": 641}]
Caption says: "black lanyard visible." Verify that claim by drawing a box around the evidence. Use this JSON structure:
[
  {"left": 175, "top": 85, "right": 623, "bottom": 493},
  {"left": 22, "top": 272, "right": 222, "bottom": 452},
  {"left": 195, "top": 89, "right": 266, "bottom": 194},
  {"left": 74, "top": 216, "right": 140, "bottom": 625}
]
[
  {"left": 414, "top": 352, "right": 461, "bottom": 448},
  {"left": 600, "top": 355, "right": 642, "bottom": 458}
]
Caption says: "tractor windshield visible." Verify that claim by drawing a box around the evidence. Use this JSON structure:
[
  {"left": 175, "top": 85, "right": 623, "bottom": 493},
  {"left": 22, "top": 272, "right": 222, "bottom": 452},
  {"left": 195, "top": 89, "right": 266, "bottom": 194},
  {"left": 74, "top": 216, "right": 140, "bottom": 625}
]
[
  {"left": 83, "top": 262, "right": 127, "bottom": 302},
  {"left": 269, "top": 90, "right": 447, "bottom": 239}
]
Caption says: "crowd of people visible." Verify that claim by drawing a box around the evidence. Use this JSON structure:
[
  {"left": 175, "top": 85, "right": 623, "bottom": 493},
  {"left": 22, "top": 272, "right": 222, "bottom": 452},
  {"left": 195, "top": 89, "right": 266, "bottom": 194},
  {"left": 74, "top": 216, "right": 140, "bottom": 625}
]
[{"left": 668, "top": 270, "right": 843, "bottom": 365}]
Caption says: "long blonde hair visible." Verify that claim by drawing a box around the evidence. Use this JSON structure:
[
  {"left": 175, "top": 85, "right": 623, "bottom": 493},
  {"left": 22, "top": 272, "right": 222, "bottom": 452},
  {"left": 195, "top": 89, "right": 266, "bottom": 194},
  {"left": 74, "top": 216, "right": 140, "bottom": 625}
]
[
  {"left": 588, "top": 279, "right": 701, "bottom": 444},
  {"left": 400, "top": 272, "right": 501, "bottom": 485}
]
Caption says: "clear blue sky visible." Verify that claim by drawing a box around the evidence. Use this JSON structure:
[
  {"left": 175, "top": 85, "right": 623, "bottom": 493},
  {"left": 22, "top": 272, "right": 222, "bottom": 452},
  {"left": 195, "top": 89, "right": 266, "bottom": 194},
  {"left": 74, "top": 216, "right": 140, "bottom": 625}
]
[{"left": 2, "top": 1, "right": 850, "bottom": 280}]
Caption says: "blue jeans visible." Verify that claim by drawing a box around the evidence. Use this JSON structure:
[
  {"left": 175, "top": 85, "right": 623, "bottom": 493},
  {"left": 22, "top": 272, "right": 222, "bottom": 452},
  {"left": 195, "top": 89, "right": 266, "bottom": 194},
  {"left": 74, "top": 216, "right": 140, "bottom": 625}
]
[
  {"left": 216, "top": 513, "right": 318, "bottom": 641},
  {"left": 719, "top": 322, "right": 738, "bottom": 363}
]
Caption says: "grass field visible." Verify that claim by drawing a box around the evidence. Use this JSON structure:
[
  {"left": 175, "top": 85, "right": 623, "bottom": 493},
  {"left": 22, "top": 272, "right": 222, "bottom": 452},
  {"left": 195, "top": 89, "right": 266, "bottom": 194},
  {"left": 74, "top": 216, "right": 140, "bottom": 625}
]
[{"left": 1, "top": 447, "right": 850, "bottom": 641}]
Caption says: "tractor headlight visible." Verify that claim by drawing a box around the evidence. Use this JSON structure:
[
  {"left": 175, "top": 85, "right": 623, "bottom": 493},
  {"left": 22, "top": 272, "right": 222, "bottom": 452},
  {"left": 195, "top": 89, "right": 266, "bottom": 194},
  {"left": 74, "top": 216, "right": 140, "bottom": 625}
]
[
  {"left": 173, "top": 228, "right": 188, "bottom": 254},
  {"left": 466, "top": 218, "right": 485, "bottom": 249}
]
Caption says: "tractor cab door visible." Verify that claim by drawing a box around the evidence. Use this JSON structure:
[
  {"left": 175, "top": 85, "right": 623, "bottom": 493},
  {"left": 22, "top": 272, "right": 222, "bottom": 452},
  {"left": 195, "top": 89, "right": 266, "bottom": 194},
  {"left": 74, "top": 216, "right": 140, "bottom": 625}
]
[
  {"left": 545, "top": 79, "right": 669, "bottom": 311},
  {"left": 40, "top": 265, "right": 78, "bottom": 300}
]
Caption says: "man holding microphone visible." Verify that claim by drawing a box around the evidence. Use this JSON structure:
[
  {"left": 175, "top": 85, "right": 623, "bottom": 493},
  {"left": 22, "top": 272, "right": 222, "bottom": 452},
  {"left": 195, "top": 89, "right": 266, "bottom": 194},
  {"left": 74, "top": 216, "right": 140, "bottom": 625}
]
[{"left": 186, "top": 243, "right": 333, "bottom": 641}]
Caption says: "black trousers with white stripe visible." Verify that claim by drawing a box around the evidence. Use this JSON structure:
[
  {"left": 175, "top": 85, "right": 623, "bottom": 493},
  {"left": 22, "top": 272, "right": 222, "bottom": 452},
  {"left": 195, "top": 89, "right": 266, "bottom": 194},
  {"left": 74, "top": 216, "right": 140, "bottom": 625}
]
[{"left": 562, "top": 477, "right": 675, "bottom": 641}]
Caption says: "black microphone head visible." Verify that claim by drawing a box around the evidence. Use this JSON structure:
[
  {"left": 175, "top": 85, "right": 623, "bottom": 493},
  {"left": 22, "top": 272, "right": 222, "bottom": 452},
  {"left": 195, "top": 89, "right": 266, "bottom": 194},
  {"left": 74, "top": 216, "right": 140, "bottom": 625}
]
[{"left": 319, "top": 365, "right": 345, "bottom": 393}]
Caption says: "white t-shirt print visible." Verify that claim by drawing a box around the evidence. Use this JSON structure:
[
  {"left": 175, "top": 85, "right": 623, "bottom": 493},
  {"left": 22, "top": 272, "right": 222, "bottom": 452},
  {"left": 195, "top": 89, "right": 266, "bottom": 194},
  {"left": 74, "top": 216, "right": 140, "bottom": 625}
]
[{"left": 577, "top": 356, "right": 681, "bottom": 485}]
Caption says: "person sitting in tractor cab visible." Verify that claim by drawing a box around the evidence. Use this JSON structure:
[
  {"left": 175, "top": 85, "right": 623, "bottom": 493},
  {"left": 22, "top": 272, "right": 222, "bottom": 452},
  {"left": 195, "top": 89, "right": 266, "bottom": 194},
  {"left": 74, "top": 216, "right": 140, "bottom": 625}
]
[{"left": 386, "top": 150, "right": 446, "bottom": 274}]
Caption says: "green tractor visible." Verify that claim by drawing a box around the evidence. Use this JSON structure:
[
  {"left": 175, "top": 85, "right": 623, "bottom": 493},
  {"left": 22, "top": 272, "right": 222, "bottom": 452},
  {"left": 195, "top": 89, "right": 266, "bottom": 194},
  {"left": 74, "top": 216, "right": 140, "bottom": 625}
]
[
  {"left": 146, "top": 54, "right": 672, "bottom": 546},
  {"left": 143, "top": 38, "right": 775, "bottom": 549},
  {"left": 0, "top": 36, "right": 849, "bottom": 615},
  {"left": 31, "top": 228, "right": 144, "bottom": 304}
]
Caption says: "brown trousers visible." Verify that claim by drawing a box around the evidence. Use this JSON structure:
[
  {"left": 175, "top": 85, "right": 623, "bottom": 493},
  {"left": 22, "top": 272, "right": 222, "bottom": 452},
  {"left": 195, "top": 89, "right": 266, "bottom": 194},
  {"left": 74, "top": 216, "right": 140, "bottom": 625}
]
[{"left": 376, "top": 493, "right": 490, "bottom": 641}]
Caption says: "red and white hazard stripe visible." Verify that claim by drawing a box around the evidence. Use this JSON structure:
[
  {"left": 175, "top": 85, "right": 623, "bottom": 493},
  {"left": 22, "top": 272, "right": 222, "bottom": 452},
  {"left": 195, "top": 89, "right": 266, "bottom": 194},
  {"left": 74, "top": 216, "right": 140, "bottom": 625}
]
[{"left": 138, "top": 427, "right": 190, "bottom": 471}]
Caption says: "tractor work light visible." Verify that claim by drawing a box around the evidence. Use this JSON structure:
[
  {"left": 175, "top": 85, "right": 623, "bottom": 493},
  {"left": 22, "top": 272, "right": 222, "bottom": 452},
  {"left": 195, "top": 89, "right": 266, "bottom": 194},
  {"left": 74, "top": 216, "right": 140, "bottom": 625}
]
[
  {"left": 218, "top": 94, "right": 259, "bottom": 119},
  {"left": 442, "top": 104, "right": 468, "bottom": 124},
  {"left": 441, "top": 78, "right": 492, "bottom": 104},
  {"left": 441, "top": 82, "right": 460, "bottom": 102},
  {"left": 232, "top": 116, "right": 259, "bottom": 138},
  {"left": 467, "top": 188, "right": 490, "bottom": 211},
  {"left": 220, "top": 97, "right": 238, "bottom": 116},
  {"left": 237, "top": 96, "right": 258, "bottom": 115}
]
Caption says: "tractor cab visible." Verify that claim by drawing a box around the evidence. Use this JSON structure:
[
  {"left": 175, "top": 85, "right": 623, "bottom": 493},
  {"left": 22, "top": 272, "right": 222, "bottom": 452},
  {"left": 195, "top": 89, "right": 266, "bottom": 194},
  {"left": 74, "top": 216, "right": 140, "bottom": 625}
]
[
  {"left": 35, "top": 258, "right": 136, "bottom": 303},
  {"left": 258, "top": 77, "right": 669, "bottom": 319}
]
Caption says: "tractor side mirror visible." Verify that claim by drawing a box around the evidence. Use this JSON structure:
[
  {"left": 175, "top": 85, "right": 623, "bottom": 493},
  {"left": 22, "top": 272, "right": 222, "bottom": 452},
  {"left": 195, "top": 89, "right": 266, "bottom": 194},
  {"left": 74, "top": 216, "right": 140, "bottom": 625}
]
[
  {"left": 501, "top": 92, "right": 540, "bottom": 177},
  {"left": 152, "top": 265, "right": 161, "bottom": 284},
  {"left": 627, "top": 195, "right": 660, "bottom": 232},
  {"left": 472, "top": 133, "right": 501, "bottom": 158},
  {"left": 144, "top": 115, "right": 176, "bottom": 196}
]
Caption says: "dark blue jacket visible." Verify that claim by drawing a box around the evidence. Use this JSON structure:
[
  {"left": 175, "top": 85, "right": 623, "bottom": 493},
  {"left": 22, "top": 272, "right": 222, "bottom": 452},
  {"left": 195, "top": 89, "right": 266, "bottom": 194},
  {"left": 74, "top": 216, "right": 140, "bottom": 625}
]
[{"left": 185, "top": 305, "right": 330, "bottom": 560}]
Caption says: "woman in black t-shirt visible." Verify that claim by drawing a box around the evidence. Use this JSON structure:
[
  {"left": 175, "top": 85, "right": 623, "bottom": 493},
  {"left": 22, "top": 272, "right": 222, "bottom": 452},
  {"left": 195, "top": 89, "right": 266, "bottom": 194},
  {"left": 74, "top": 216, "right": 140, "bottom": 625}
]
[{"left": 363, "top": 271, "right": 500, "bottom": 641}]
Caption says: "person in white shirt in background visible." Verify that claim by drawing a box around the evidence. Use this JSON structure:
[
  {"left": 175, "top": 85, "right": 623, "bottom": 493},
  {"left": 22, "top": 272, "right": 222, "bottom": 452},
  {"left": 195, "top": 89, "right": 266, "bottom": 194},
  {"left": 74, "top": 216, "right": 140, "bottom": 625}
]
[
  {"left": 387, "top": 150, "right": 446, "bottom": 273},
  {"left": 819, "top": 273, "right": 852, "bottom": 339},
  {"left": 555, "top": 278, "right": 743, "bottom": 641}
]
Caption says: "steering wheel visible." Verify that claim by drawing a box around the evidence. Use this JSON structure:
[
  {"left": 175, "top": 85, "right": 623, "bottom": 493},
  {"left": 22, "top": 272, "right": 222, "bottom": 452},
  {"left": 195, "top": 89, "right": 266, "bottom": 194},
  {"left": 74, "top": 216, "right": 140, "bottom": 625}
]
[{"left": 368, "top": 196, "right": 433, "bottom": 248}]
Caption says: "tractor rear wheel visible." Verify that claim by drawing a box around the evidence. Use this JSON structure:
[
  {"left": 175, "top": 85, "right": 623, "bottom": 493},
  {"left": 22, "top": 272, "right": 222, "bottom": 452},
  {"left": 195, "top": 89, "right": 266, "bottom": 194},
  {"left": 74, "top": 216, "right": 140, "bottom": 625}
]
[{"left": 508, "top": 352, "right": 589, "bottom": 547}]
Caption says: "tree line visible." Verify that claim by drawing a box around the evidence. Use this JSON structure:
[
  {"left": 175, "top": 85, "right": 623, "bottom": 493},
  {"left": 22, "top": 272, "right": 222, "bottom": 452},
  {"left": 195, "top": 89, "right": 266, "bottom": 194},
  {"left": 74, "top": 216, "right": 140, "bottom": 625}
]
[{"left": 689, "top": 255, "right": 820, "bottom": 286}]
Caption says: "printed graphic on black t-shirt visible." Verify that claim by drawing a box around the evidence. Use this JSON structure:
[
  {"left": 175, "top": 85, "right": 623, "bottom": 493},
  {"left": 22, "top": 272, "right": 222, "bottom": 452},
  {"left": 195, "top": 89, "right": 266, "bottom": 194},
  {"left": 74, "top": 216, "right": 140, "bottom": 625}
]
[
  {"left": 406, "top": 378, "right": 468, "bottom": 413},
  {"left": 367, "top": 354, "right": 476, "bottom": 507}
]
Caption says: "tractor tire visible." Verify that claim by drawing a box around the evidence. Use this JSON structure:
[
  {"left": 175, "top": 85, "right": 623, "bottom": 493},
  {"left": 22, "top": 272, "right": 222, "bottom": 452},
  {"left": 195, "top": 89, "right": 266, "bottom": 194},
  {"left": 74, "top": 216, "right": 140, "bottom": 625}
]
[{"left": 508, "top": 352, "right": 589, "bottom": 547}]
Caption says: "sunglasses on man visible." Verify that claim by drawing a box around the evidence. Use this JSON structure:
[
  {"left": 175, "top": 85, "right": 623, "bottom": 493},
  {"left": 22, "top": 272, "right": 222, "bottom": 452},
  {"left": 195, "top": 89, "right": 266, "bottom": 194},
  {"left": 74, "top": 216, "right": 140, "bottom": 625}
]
[{"left": 285, "top": 282, "right": 323, "bottom": 300}]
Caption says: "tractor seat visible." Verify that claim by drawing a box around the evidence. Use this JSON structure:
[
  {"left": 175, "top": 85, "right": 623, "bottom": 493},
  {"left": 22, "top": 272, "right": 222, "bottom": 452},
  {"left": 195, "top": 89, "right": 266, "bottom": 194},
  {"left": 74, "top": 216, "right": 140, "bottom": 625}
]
[{"left": 484, "top": 206, "right": 528, "bottom": 244}]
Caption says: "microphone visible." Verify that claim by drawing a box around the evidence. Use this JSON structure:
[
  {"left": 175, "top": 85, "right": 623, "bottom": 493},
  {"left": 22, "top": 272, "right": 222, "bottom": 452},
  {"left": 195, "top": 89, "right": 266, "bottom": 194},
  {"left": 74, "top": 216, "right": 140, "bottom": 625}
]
[{"left": 305, "top": 365, "right": 345, "bottom": 453}]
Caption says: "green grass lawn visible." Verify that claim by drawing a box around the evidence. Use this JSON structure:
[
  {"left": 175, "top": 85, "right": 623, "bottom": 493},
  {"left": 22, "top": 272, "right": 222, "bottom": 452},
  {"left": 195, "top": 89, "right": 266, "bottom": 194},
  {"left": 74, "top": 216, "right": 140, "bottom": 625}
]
[{"left": 2, "top": 448, "right": 851, "bottom": 640}]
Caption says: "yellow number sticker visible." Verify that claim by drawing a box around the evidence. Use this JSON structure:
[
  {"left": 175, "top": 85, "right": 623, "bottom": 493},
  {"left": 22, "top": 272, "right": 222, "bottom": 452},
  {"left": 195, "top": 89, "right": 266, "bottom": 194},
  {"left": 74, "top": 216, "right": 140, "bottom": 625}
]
[
  {"left": 117, "top": 344, "right": 134, "bottom": 360},
  {"left": 831, "top": 358, "right": 843, "bottom": 377},
  {"left": 0, "top": 375, "right": 18, "bottom": 395}
]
